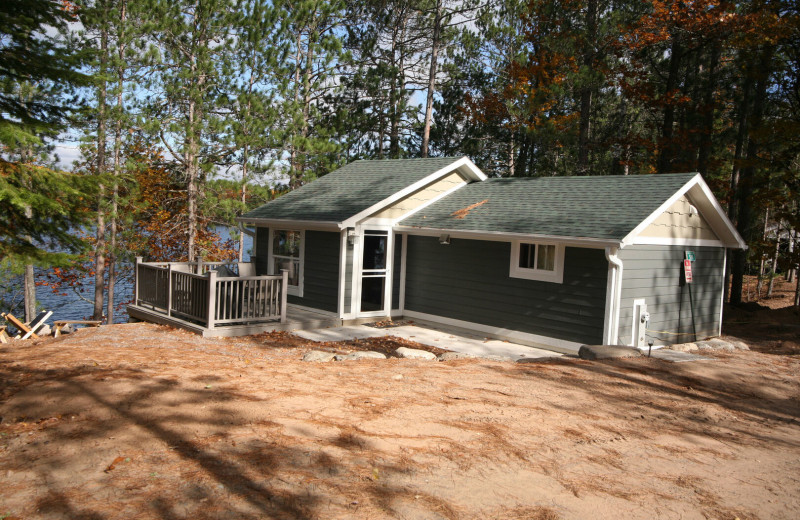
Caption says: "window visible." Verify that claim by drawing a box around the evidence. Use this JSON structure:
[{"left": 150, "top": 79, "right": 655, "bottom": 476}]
[
  {"left": 510, "top": 241, "right": 564, "bottom": 283},
  {"left": 270, "top": 229, "right": 303, "bottom": 296}
]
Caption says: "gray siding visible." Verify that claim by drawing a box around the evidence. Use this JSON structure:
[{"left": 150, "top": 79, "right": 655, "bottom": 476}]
[
  {"left": 253, "top": 227, "right": 340, "bottom": 313},
  {"left": 343, "top": 237, "right": 354, "bottom": 314},
  {"left": 617, "top": 245, "right": 724, "bottom": 345},
  {"left": 290, "top": 230, "right": 340, "bottom": 312},
  {"left": 254, "top": 227, "right": 270, "bottom": 275},
  {"left": 392, "top": 234, "right": 403, "bottom": 310},
  {"left": 404, "top": 236, "right": 608, "bottom": 345}
]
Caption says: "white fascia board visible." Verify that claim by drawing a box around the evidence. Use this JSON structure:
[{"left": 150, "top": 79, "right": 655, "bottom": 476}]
[
  {"left": 392, "top": 225, "right": 620, "bottom": 248},
  {"left": 631, "top": 237, "right": 725, "bottom": 247},
  {"left": 621, "top": 174, "right": 746, "bottom": 250},
  {"left": 340, "top": 156, "right": 487, "bottom": 229},
  {"left": 236, "top": 217, "right": 341, "bottom": 231}
]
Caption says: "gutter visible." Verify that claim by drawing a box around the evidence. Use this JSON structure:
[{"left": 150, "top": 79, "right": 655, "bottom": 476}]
[
  {"left": 603, "top": 246, "right": 624, "bottom": 345},
  {"left": 392, "top": 225, "right": 621, "bottom": 248},
  {"left": 236, "top": 217, "right": 341, "bottom": 231}
]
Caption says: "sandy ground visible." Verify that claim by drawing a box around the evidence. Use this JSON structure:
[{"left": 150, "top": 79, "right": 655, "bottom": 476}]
[{"left": 1, "top": 285, "right": 799, "bottom": 519}]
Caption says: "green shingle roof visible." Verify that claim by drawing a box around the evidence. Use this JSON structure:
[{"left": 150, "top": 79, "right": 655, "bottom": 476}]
[
  {"left": 242, "top": 157, "right": 465, "bottom": 223},
  {"left": 399, "top": 173, "right": 698, "bottom": 241}
]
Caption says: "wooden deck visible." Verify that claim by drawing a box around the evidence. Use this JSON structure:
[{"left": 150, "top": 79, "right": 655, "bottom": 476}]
[{"left": 127, "top": 304, "right": 342, "bottom": 338}]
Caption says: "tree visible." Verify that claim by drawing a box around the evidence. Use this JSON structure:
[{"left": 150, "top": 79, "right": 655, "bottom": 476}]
[
  {"left": 0, "top": 0, "right": 93, "bottom": 321},
  {"left": 141, "top": 0, "right": 238, "bottom": 262}
]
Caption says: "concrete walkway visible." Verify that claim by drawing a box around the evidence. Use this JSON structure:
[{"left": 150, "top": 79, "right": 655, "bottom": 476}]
[{"left": 293, "top": 323, "right": 564, "bottom": 361}]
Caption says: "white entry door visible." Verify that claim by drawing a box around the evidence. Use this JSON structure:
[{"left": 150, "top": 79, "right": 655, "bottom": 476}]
[{"left": 358, "top": 230, "right": 389, "bottom": 315}]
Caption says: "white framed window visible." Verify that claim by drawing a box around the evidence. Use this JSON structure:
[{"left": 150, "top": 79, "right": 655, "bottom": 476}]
[
  {"left": 269, "top": 229, "right": 304, "bottom": 296},
  {"left": 509, "top": 241, "right": 565, "bottom": 283}
]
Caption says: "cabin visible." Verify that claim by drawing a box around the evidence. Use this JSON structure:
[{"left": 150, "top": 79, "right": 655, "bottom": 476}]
[{"left": 129, "top": 156, "right": 745, "bottom": 351}]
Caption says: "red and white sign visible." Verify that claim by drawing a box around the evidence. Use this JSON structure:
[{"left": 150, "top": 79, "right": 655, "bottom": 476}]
[{"left": 683, "top": 259, "right": 693, "bottom": 283}]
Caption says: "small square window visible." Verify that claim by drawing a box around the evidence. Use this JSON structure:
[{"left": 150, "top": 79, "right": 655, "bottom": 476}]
[{"left": 509, "top": 241, "right": 564, "bottom": 283}]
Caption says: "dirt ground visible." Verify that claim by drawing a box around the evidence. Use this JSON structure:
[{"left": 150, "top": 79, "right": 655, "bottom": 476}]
[{"left": 1, "top": 283, "right": 799, "bottom": 519}]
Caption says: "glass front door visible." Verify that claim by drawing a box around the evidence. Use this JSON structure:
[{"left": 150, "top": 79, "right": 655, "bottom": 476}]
[{"left": 360, "top": 231, "right": 388, "bottom": 313}]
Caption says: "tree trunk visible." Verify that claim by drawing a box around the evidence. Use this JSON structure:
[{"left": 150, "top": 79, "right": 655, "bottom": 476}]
[
  {"left": 697, "top": 44, "right": 720, "bottom": 175},
  {"left": 421, "top": 0, "right": 442, "bottom": 158},
  {"left": 658, "top": 37, "right": 682, "bottom": 174},
  {"left": 730, "top": 47, "right": 773, "bottom": 304},
  {"left": 107, "top": 0, "right": 126, "bottom": 323},
  {"left": 93, "top": 11, "right": 109, "bottom": 321},
  {"left": 577, "top": 0, "right": 597, "bottom": 176},
  {"left": 767, "top": 236, "right": 779, "bottom": 297}
]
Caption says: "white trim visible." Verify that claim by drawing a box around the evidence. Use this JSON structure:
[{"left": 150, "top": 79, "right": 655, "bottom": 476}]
[
  {"left": 718, "top": 249, "right": 727, "bottom": 337},
  {"left": 631, "top": 298, "right": 646, "bottom": 347},
  {"left": 603, "top": 247, "right": 624, "bottom": 345},
  {"left": 631, "top": 236, "right": 724, "bottom": 247},
  {"left": 402, "top": 310, "right": 583, "bottom": 354},
  {"left": 621, "top": 174, "right": 746, "bottom": 249},
  {"left": 350, "top": 227, "right": 362, "bottom": 318},
  {"left": 338, "top": 230, "right": 347, "bottom": 318},
  {"left": 268, "top": 228, "right": 304, "bottom": 297},
  {"left": 238, "top": 217, "right": 339, "bottom": 231},
  {"left": 393, "top": 225, "right": 618, "bottom": 248},
  {"left": 399, "top": 233, "right": 407, "bottom": 313},
  {"left": 602, "top": 252, "right": 616, "bottom": 345},
  {"left": 384, "top": 230, "right": 394, "bottom": 315},
  {"left": 509, "top": 241, "right": 565, "bottom": 283},
  {"left": 341, "top": 157, "right": 487, "bottom": 228}
]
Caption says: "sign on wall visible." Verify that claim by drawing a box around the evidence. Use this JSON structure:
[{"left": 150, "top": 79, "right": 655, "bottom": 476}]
[{"left": 685, "top": 250, "right": 696, "bottom": 262}]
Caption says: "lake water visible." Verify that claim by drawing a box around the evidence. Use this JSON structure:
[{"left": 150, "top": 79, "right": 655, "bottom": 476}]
[{"left": 32, "top": 227, "right": 253, "bottom": 324}]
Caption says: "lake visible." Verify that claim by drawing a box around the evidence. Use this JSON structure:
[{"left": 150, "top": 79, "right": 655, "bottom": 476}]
[{"left": 32, "top": 227, "right": 253, "bottom": 324}]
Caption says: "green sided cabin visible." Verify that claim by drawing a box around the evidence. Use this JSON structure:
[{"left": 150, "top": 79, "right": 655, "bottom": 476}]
[{"left": 233, "top": 156, "right": 745, "bottom": 352}]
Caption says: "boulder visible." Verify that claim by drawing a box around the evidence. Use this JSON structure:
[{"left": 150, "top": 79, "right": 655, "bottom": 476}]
[
  {"left": 438, "top": 352, "right": 477, "bottom": 362},
  {"left": 578, "top": 345, "right": 643, "bottom": 360},
  {"left": 696, "top": 339, "right": 734, "bottom": 351},
  {"left": 395, "top": 347, "right": 437, "bottom": 360},
  {"left": 334, "top": 351, "right": 387, "bottom": 361},
  {"left": 669, "top": 342, "right": 698, "bottom": 352},
  {"left": 302, "top": 350, "right": 336, "bottom": 362}
]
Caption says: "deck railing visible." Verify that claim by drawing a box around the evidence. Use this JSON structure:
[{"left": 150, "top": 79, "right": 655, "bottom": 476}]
[{"left": 133, "top": 258, "right": 288, "bottom": 328}]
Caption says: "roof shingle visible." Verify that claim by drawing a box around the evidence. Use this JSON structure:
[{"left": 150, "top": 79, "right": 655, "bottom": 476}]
[
  {"left": 241, "top": 157, "right": 464, "bottom": 223},
  {"left": 399, "top": 173, "right": 697, "bottom": 240}
]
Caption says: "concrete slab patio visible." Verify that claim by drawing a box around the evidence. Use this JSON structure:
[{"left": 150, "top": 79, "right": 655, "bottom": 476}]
[{"left": 293, "top": 322, "right": 564, "bottom": 361}]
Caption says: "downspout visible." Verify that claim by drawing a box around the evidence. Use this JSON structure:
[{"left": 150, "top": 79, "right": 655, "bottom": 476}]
[{"left": 604, "top": 246, "right": 624, "bottom": 345}]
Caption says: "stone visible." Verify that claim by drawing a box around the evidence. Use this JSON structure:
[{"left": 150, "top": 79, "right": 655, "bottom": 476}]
[
  {"left": 669, "top": 342, "right": 698, "bottom": 352},
  {"left": 395, "top": 347, "right": 437, "bottom": 360},
  {"left": 729, "top": 340, "right": 750, "bottom": 350},
  {"left": 302, "top": 350, "right": 336, "bottom": 362},
  {"left": 334, "top": 351, "right": 386, "bottom": 361},
  {"left": 578, "top": 345, "right": 644, "bottom": 360},
  {"left": 437, "top": 352, "right": 477, "bottom": 361},
  {"left": 392, "top": 374, "right": 403, "bottom": 380},
  {"left": 37, "top": 324, "right": 51, "bottom": 336},
  {"left": 697, "top": 339, "right": 734, "bottom": 351}
]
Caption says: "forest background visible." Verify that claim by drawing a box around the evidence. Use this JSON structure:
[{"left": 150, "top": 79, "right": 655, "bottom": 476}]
[{"left": 1, "top": 0, "right": 799, "bottom": 324}]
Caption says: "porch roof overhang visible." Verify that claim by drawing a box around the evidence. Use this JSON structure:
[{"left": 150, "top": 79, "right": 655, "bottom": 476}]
[{"left": 392, "top": 225, "right": 622, "bottom": 248}]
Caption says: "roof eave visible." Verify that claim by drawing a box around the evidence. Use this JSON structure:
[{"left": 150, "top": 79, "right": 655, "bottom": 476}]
[
  {"left": 236, "top": 216, "right": 343, "bottom": 230},
  {"left": 393, "top": 225, "right": 622, "bottom": 248}
]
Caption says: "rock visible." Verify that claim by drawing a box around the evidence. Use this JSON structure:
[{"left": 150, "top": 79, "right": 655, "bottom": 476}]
[
  {"left": 302, "top": 350, "right": 336, "bottom": 362},
  {"left": 334, "top": 351, "right": 387, "bottom": 361},
  {"left": 727, "top": 339, "right": 750, "bottom": 350},
  {"left": 578, "top": 345, "right": 643, "bottom": 360},
  {"left": 438, "top": 352, "right": 477, "bottom": 361},
  {"left": 392, "top": 374, "right": 403, "bottom": 380},
  {"left": 395, "top": 347, "right": 437, "bottom": 360},
  {"left": 697, "top": 339, "right": 734, "bottom": 351},
  {"left": 482, "top": 355, "right": 515, "bottom": 362},
  {"left": 38, "top": 324, "right": 51, "bottom": 336},
  {"left": 669, "top": 342, "right": 698, "bottom": 352}
]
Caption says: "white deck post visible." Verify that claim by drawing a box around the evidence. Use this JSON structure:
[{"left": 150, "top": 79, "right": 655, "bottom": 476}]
[
  {"left": 280, "top": 269, "right": 288, "bottom": 323},
  {"left": 167, "top": 263, "right": 173, "bottom": 317},
  {"left": 134, "top": 256, "right": 142, "bottom": 305},
  {"left": 207, "top": 270, "right": 217, "bottom": 330}
]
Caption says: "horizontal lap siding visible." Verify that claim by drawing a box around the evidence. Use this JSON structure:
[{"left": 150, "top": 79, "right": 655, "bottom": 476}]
[
  {"left": 254, "top": 227, "right": 340, "bottom": 313},
  {"left": 618, "top": 245, "right": 724, "bottom": 345},
  {"left": 289, "top": 230, "right": 340, "bottom": 313},
  {"left": 404, "top": 236, "right": 608, "bottom": 345}
]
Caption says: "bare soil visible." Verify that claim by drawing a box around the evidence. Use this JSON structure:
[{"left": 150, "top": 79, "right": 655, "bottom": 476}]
[{"left": 1, "top": 291, "right": 799, "bottom": 519}]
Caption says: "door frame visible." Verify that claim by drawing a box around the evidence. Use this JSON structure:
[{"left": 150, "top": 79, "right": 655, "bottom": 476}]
[{"left": 352, "top": 224, "right": 394, "bottom": 318}]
